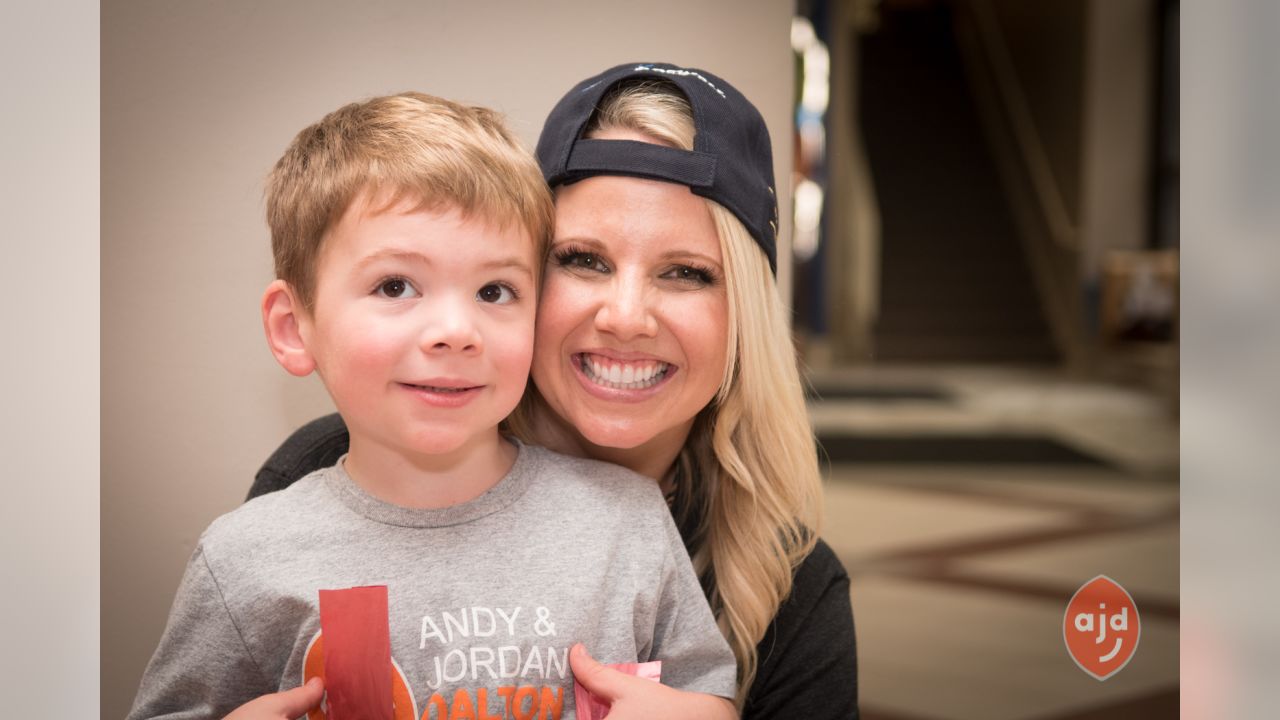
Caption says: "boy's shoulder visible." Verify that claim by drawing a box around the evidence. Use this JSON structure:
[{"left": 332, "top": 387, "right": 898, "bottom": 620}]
[
  {"left": 520, "top": 443, "right": 669, "bottom": 517},
  {"left": 524, "top": 443, "right": 636, "bottom": 477},
  {"left": 199, "top": 466, "right": 336, "bottom": 554}
]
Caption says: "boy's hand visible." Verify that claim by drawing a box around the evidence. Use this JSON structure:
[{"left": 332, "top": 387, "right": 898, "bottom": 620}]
[
  {"left": 224, "top": 677, "right": 324, "bottom": 720},
  {"left": 569, "top": 644, "right": 737, "bottom": 720}
]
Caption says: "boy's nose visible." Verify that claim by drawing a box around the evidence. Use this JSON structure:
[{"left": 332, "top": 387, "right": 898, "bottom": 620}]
[{"left": 420, "top": 300, "right": 483, "bottom": 353}]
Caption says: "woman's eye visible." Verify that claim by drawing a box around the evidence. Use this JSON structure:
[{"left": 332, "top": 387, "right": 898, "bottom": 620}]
[
  {"left": 663, "top": 265, "right": 715, "bottom": 285},
  {"left": 477, "top": 283, "right": 517, "bottom": 305},
  {"left": 375, "top": 278, "right": 419, "bottom": 299},
  {"left": 556, "top": 250, "right": 609, "bottom": 273}
]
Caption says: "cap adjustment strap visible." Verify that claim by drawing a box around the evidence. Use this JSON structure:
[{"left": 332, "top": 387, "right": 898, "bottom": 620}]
[{"left": 565, "top": 139, "right": 717, "bottom": 188}]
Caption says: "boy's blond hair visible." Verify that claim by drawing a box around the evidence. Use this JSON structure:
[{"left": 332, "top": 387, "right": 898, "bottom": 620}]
[{"left": 266, "top": 92, "right": 554, "bottom": 310}]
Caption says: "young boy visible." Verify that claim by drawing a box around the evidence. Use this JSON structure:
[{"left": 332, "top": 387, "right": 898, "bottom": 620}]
[{"left": 128, "top": 92, "right": 736, "bottom": 719}]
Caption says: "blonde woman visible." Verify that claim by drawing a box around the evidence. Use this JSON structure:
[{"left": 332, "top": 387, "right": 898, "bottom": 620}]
[{"left": 250, "top": 63, "right": 858, "bottom": 719}]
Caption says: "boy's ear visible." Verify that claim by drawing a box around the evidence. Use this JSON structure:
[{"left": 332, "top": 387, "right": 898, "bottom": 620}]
[{"left": 262, "top": 279, "right": 316, "bottom": 377}]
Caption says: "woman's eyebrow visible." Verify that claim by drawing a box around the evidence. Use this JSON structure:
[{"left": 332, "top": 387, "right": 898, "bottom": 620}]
[
  {"left": 550, "top": 236, "right": 605, "bottom": 248},
  {"left": 661, "top": 250, "right": 723, "bottom": 268}
]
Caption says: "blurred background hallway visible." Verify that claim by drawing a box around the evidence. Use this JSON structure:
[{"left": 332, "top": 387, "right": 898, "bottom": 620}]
[
  {"left": 790, "top": 0, "right": 1179, "bottom": 717},
  {"left": 810, "top": 365, "right": 1177, "bottom": 719}
]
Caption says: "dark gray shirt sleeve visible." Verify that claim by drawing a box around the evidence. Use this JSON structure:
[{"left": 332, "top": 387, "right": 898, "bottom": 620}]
[
  {"left": 743, "top": 539, "right": 858, "bottom": 719},
  {"left": 127, "top": 544, "right": 272, "bottom": 720}
]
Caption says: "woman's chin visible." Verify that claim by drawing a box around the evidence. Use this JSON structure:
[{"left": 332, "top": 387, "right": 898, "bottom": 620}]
[
  {"left": 577, "top": 425, "right": 654, "bottom": 450},
  {"left": 572, "top": 411, "right": 696, "bottom": 454},
  {"left": 534, "top": 383, "right": 701, "bottom": 454}
]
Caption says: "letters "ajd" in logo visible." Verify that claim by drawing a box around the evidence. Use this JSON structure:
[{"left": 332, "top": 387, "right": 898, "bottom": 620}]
[{"left": 1063, "top": 575, "right": 1141, "bottom": 680}]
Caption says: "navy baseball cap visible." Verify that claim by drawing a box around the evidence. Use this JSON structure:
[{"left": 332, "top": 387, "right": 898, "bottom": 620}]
[{"left": 537, "top": 62, "right": 779, "bottom": 274}]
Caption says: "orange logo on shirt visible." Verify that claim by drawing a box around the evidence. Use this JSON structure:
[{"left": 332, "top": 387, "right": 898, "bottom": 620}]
[
  {"left": 303, "top": 631, "right": 417, "bottom": 720},
  {"left": 1063, "top": 575, "right": 1141, "bottom": 680},
  {"left": 301, "top": 630, "right": 567, "bottom": 719}
]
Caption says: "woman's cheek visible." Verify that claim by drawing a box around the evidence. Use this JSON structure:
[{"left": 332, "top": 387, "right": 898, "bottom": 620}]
[
  {"left": 535, "top": 273, "right": 582, "bottom": 331},
  {"left": 533, "top": 277, "right": 582, "bottom": 362},
  {"left": 669, "top": 292, "right": 729, "bottom": 365}
]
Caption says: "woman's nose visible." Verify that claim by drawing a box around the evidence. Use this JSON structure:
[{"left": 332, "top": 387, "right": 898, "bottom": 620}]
[{"left": 593, "top": 275, "right": 659, "bottom": 340}]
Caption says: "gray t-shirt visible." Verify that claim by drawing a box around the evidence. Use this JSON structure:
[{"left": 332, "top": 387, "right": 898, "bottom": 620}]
[{"left": 129, "top": 443, "right": 736, "bottom": 719}]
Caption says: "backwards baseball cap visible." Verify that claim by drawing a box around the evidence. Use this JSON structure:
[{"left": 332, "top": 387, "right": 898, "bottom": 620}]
[{"left": 536, "top": 62, "right": 779, "bottom": 274}]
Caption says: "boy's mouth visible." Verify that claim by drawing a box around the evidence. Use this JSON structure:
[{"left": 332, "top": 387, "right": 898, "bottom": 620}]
[
  {"left": 576, "top": 353, "right": 671, "bottom": 390},
  {"left": 402, "top": 383, "right": 481, "bottom": 393},
  {"left": 398, "top": 381, "right": 485, "bottom": 408}
]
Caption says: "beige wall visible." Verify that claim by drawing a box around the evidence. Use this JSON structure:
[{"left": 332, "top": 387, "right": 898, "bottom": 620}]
[{"left": 101, "top": 2, "right": 793, "bottom": 715}]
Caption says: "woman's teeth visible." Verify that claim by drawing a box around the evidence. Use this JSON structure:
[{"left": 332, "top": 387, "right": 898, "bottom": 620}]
[{"left": 580, "top": 355, "right": 669, "bottom": 390}]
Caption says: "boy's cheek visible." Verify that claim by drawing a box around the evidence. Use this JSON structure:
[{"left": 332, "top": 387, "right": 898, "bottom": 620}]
[
  {"left": 498, "top": 321, "right": 537, "bottom": 365},
  {"left": 347, "top": 341, "right": 409, "bottom": 377},
  {"left": 311, "top": 328, "right": 406, "bottom": 385},
  {"left": 490, "top": 331, "right": 536, "bottom": 393}
]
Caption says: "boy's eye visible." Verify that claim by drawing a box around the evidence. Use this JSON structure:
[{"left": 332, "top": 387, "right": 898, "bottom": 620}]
[
  {"left": 376, "top": 278, "right": 419, "bottom": 299},
  {"left": 477, "top": 283, "right": 517, "bottom": 305}
]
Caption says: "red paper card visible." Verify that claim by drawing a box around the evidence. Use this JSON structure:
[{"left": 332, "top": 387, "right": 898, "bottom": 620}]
[
  {"left": 318, "top": 586, "right": 394, "bottom": 720},
  {"left": 573, "top": 660, "right": 662, "bottom": 720}
]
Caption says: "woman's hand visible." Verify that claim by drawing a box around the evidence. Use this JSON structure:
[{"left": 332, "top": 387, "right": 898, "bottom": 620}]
[
  {"left": 570, "top": 644, "right": 737, "bottom": 720},
  {"left": 223, "top": 677, "right": 324, "bottom": 720}
]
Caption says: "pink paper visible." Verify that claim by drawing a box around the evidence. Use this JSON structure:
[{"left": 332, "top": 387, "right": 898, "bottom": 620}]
[
  {"left": 573, "top": 660, "right": 662, "bottom": 720},
  {"left": 318, "top": 586, "right": 394, "bottom": 720}
]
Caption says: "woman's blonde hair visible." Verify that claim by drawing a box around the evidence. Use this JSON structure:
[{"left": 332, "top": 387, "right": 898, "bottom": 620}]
[{"left": 578, "top": 80, "right": 823, "bottom": 705}]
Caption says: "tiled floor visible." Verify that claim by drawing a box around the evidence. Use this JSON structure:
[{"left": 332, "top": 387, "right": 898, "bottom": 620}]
[{"left": 809, "top": 365, "right": 1179, "bottom": 720}]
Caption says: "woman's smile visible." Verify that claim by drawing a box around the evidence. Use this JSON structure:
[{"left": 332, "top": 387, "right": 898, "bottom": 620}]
[{"left": 574, "top": 351, "right": 675, "bottom": 394}]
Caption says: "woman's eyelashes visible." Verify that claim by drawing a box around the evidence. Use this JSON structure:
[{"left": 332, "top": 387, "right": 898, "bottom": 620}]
[
  {"left": 553, "top": 245, "right": 609, "bottom": 274},
  {"left": 661, "top": 263, "right": 718, "bottom": 286},
  {"left": 553, "top": 245, "right": 718, "bottom": 287}
]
